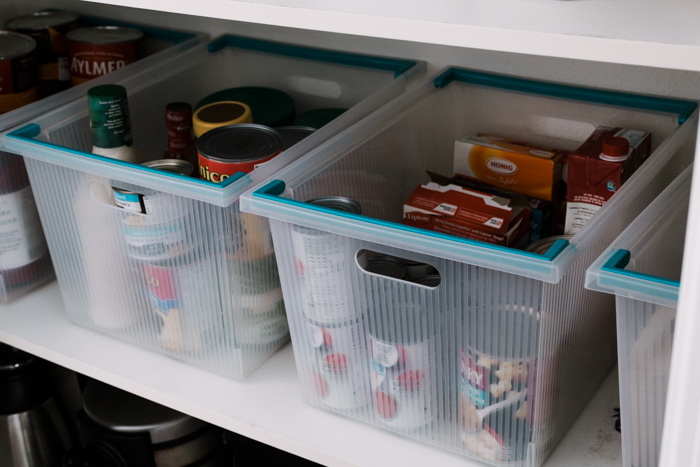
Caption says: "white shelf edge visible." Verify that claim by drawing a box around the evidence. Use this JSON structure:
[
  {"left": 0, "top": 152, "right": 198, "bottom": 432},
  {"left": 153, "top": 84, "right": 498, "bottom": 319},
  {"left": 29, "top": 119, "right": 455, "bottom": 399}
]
[
  {"left": 83, "top": 0, "right": 700, "bottom": 73},
  {"left": 0, "top": 281, "right": 622, "bottom": 467}
]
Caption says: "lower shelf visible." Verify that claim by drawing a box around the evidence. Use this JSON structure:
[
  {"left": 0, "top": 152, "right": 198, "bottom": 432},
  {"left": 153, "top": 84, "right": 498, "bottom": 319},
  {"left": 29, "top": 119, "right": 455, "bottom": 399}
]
[{"left": 0, "top": 280, "right": 622, "bottom": 467}]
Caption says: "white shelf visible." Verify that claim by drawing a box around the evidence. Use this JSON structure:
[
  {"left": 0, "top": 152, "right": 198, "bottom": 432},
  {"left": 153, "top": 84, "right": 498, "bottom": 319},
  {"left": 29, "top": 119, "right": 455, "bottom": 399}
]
[
  {"left": 81, "top": 0, "right": 700, "bottom": 72},
  {"left": 0, "top": 281, "right": 621, "bottom": 467}
]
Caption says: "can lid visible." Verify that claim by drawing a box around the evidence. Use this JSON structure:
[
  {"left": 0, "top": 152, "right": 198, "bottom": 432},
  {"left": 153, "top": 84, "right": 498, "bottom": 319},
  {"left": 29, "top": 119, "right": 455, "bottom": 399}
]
[
  {"left": 5, "top": 11, "right": 80, "bottom": 31},
  {"left": 293, "top": 108, "right": 347, "bottom": 130},
  {"left": 307, "top": 196, "right": 362, "bottom": 214},
  {"left": 414, "top": 274, "right": 441, "bottom": 287},
  {"left": 195, "top": 87, "right": 295, "bottom": 128},
  {"left": 66, "top": 26, "right": 144, "bottom": 45},
  {"left": 143, "top": 159, "right": 194, "bottom": 176},
  {"left": 276, "top": 126, "right": 316, "bottom": 151},
  {"left": 196, "top": 124, "right": 283, "bottom": 163},
  {"left": 602, "top": 136, "right": 630, "bottom": 158},
  {"left": 0, "top": 31, "right": 37, "bottom": 60},
  {"left": 365, "top": 257, "right": 409, "bottom": 280}
]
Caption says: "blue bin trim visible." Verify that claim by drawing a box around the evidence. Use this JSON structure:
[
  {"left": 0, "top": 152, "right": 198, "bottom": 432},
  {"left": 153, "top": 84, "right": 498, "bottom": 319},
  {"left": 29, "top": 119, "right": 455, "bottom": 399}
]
[
  {"left": 434, "top": 68, "right": 698, "bottom": 125},
  {"left": 7, "top": 124, "right": 246, "bottom": 189},
  {"left": 600, "top": 248, "right": 680, "bottom": 301},
  {"left": 207, "top": 36, "right": 416, "bottom": 78},
  {"left": 253, "top": 179, "right": 570, "bottom": 262}
]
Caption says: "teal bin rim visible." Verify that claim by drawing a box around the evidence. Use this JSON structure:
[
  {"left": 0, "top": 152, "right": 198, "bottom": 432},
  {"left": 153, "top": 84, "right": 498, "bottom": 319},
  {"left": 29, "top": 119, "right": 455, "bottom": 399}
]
[
  {"left": 5, "top": 34, "right": 419, "bottom": 193},
  {"left": 250, "top": 67, "right": 697, "bottom": 263},
  {"left": 253, "top": 179, "right": 570, "bottom": 261},
  {"left": 599, "top": 248, "right": 680, "bottom": 302},
  {"left": 434, "top": 68, "right": 697, "bottom": 125}
]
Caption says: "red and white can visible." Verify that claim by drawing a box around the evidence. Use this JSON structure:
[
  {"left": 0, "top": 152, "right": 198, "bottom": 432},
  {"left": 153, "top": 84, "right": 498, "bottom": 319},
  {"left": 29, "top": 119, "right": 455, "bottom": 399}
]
[
  {"left": 291, "top": 197, "right": 367, "bottom": 324},
  {"left": 143, "top": 257, "right": 220, "bottom": 355},
  {"left": 196, "top": 124, "right": 283, "bottom": 183},
  {"left": 306, "top": 318, "right": 371, "bottom": 410},
  {"left": 67, "top": 26, "right": 144, "bottom": 86},
  {"left": 368, "top": 303, "right": 436, "bottom": 430}
]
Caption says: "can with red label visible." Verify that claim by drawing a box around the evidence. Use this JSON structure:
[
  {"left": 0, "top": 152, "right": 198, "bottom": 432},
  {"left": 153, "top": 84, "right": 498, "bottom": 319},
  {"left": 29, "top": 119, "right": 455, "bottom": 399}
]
[
  {"left": 368, "top": 303, "right": 437, "bottom": 430},
  {"left": 291, "top": 197, "right": 367, "bottom": 324},
  {"left": 197, "top": 124, "right": 283, "bottom": 183},
  {"left": 142, "top": 256, "right": 220, "bottom": 355},
  {"left": 67, "top": 26, "right": 144, "bottom": 86},
  {"left": 306, "top": 318, "right": 371, "bottom": 410},
  {"left": 5, "top": 11, "right": 80, "bottom": 97},
  {"left": 460, "top": 308, "right": 538, "bottom": 462},
  {"left": 0, "top": 31, "right": 38, "bottom": 115}
]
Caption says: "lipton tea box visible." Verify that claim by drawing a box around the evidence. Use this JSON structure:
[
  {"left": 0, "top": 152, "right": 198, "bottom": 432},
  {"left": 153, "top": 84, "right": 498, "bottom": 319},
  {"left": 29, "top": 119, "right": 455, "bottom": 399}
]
[
  {"left": 453, "top": 134, "right": 564, "bottom": 202},
  {"left": 403, "top": 182, "right": 531, "bottom": 248},
  {"left": 565, "top": 126, "right": 651, "bottom": 235}
]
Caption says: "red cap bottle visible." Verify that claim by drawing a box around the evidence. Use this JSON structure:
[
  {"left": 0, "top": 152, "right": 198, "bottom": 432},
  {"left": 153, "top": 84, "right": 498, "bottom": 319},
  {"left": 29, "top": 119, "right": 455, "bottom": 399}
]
[{"left": 163, "top": 102, "right": 198, "bottom": 168}]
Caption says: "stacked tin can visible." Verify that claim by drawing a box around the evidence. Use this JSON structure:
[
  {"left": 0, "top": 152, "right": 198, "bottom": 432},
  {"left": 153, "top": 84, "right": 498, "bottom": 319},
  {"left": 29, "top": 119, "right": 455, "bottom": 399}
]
[
  {"left": 290, "top": 197, "right": 373, "bottom": 410},
  {"left": 113, "top": 160, "right": 220, "bottom": 354},
  {"left": 228, "top": 209, "right": 289, "bottom": 348}
]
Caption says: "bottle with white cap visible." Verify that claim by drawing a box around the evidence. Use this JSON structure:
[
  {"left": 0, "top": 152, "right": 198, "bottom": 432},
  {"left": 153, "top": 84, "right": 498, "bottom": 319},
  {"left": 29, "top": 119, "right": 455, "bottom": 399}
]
[{"left": 87, "top": 84, "right": 142, "bottom": 163}]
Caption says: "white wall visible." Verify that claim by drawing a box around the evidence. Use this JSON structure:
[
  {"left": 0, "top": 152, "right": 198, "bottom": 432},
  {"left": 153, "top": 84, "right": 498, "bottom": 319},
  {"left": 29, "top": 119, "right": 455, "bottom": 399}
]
[
  {"left": 8, "top": 0, "right": 695, "bottom": 102},
  {"left": 2, "top": 0, "right": 699, "bottom": 101}
]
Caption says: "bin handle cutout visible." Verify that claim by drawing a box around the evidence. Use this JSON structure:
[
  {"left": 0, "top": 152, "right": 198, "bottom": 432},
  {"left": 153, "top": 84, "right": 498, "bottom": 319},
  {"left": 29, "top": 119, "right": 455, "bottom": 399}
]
[
  {"left": 254, "top": 180, "right": 571, "bottom": 263},
  {"left": 434, "top": 68, "right": 697, "bottom": 125},
  {"left": 89, "top": 181, "right": 149, "bottom": 216},
  {"left": 357, "top": 249, "right": 441, "bottom": 289}
]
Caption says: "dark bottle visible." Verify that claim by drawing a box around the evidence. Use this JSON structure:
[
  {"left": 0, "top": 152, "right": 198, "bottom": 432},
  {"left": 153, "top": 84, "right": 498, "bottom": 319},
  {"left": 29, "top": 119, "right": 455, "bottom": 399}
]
[{"left": 163, "top": 102, "right": 197, "bottom": 167}]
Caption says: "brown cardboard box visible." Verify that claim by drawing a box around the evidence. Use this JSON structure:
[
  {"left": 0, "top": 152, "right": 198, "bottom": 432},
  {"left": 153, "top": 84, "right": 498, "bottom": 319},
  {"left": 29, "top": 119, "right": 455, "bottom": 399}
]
[{"left": 404, "top": 181, "right": 531, "bottom": 248}]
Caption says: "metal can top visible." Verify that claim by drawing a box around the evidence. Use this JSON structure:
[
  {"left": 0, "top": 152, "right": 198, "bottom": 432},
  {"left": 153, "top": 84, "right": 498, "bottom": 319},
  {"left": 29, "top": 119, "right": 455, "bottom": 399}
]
[
  {"left": 365, "top": 256, "right": 409, "bottom": 281},
  {"left": 5, "top": 11, "right": 80, "bottom": 31},
  {"left": 196, "top": 124, "right": 283, "bottom": 164},
  {"left": 525, "top": 235, "right": 574, "bottom": 255},
  {"left": 66, "top": 26, "right": 144, "bottom": 45},
  {"left": 276, "top": 126, "right": 316, "bottom": 151},
  {"left": 414, "top": 274, "right": 441, "bottom": 287},
  {"left": 0, "top": 31, "right": 37, "bottom": 60},
  {"left": 143, "top": 159, "right": 194, "bottom": 176},
  {"left": 307, "top": 196, "right": 362, "bottom": 215}
]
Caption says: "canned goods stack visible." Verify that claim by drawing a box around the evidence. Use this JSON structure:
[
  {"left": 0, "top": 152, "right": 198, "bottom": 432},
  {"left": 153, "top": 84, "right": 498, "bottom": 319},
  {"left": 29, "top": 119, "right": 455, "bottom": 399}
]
[
  {"left": 586, "top": 166, "right": 691, "bottom": 467},
  {"left": 2, "top": 35, "right": 422, "bottom": 378},
  {"left": 0, "top": 12, "right": 202, "bottom": 303},
  {"left": 242, "top": 67, "right": 697, "bottom": 464}
]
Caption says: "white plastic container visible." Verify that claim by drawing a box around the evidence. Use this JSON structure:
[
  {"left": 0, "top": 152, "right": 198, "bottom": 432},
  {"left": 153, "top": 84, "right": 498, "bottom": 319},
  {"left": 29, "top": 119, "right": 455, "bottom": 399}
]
[
  {"left": 0, "top": 35, "right": 423, "bottom": 379},
  {"left": 586, "top": 166, "right": 691, "bottom": 467},
  {"left": 240, "top": 67, "right": 698, "bottom": 466},
  {"left": 0, "top": 12, "right": 203, "bottom": 303}
]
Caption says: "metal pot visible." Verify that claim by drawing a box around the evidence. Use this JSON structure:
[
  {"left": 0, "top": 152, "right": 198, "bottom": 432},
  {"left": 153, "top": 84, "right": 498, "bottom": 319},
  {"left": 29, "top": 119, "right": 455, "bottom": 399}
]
[{"left": 0, "top": 344, "right": 72, "bottom": 466}]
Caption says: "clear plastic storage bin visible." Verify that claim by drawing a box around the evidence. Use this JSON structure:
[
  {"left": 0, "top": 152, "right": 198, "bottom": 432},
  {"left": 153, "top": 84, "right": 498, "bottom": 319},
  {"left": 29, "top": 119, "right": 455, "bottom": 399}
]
[
  {"left": 240, "top": 68, "right": 698, "bottom": 466},
  {"left": 586, "top": 166, "right": 691, "bottom": 467},
  {"left": 1, "top": 35, "right": 423, "bottom": 379},
  {"left": 0, "top": 12, "right": 202, "bottom": 303}
]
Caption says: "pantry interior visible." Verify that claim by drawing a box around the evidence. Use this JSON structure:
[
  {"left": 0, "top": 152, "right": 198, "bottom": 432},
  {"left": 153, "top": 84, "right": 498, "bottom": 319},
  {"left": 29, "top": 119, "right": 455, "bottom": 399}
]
[{"left": 0, "top": 0, "right": 699, "bottom": 466}]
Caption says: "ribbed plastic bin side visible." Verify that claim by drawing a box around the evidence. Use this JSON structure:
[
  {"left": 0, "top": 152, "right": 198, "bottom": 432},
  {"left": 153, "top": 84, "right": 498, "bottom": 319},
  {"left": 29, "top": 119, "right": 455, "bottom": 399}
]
[
  {"left": 242, "top": 68, "right": 698, "bottom": 466},
  {"left": 586, "top": 166, "right": 689, "bottom": 467},
  {"left": 0, "top": 16, "right": 203, "bottom": 303},
  {"left": 1, "top": 36, "right": 422, "bottom": 379}
]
